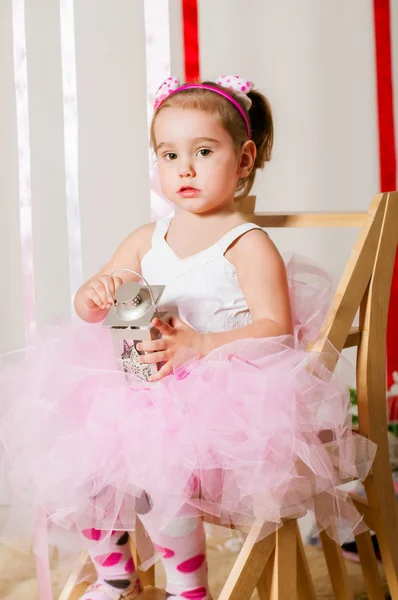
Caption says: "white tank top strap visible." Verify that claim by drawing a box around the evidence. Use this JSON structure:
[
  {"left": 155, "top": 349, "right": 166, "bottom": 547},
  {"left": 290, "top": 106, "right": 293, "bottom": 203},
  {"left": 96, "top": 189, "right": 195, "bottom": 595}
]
[
  {"left": 216, "top": 222, "right": 264, "bottom": 255},
  {"left": 151, "top": 219, "right": 170, "bottom": 248}
]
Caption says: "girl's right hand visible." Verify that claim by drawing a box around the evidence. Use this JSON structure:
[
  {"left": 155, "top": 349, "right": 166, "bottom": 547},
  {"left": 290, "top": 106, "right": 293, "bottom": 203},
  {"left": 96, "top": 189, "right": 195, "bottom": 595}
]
[{"left": 83, "top": 275, "right": 123, "bottom": 312}]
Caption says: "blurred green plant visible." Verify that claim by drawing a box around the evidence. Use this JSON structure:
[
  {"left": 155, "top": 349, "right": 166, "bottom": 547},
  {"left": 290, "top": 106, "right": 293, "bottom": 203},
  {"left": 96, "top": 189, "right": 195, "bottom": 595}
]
[{"left": 350, "top": 387, "right": 398, "bottom": 437}]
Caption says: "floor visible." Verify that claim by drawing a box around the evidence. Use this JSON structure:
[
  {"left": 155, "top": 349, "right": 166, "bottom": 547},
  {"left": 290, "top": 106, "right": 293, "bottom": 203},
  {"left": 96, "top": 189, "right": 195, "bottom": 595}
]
[{"left": 0, "top": 529, "right": 388, "bottom": 599}]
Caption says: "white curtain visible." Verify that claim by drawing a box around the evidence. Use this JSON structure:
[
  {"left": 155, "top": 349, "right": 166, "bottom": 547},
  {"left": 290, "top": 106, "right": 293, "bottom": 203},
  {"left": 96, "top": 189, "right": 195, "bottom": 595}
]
[{"left": 1, "top": 0, "right": 396, "bottom": 355}]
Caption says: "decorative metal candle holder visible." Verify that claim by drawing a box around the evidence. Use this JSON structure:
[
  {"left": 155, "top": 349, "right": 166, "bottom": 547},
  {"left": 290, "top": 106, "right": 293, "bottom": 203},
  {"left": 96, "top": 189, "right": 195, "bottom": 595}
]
[{"left": 102, "top": 268, "right": 171, "bottom": 383}]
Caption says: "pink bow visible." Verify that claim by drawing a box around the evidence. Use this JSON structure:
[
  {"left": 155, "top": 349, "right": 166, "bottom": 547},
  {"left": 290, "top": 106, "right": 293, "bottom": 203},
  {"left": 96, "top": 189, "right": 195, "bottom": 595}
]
[
  {"left": 153, "top": 75, "right": 254, "bottom": 111},
  {"left": 216, "top": 75, "right": 254, "bottom": 95},
  {"left": 153, "top": 77, "right": 180, "bottom": 110}
]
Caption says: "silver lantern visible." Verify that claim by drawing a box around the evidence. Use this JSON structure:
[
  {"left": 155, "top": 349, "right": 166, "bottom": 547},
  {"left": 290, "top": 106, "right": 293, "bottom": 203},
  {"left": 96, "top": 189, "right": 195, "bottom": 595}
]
[{"left": 102, "top": 269, "right": 172, "bottom": 383}]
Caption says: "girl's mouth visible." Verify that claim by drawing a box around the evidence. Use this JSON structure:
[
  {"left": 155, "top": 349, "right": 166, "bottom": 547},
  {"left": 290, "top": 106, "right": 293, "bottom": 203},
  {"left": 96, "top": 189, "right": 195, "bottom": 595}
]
[{"left": 178, "top": 187, "right": 201, "bottom": 197}]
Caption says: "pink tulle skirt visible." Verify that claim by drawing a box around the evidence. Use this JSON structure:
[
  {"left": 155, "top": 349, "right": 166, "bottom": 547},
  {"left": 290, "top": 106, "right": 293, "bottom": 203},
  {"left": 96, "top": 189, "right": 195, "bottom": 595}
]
[{"left": 0, "top": 256, "right": 376, "bottom": 561}]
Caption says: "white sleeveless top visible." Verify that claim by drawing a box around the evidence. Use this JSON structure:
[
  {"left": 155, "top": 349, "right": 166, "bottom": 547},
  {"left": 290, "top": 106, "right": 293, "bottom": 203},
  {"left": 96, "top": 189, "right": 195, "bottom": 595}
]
[{"left": 141, "top": 219, "right": 264, "bottom": 333}]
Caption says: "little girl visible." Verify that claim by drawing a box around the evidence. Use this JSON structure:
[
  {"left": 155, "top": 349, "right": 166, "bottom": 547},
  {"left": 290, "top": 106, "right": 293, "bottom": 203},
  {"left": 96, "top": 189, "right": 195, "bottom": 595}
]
[{"left": 0, "top": 75, "right": 375, "bottom": 600}]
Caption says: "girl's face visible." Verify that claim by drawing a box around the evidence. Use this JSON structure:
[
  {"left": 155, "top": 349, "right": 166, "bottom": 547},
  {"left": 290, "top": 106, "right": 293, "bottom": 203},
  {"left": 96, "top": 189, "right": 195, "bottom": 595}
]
[{"left": 154, "top": 107, "right": 254, "bottom": 215}]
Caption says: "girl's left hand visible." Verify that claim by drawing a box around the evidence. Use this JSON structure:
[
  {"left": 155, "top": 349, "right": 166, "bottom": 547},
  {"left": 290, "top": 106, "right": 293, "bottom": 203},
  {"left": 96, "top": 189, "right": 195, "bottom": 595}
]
[{"left": 136, "top": 317, "right": 204, "bottom": 382}]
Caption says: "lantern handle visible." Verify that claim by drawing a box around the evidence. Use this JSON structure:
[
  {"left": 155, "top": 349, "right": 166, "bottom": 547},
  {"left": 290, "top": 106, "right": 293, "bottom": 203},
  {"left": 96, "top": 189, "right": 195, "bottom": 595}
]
[{"left": 107, "top": 268, "right": 161, "bottom": 319}]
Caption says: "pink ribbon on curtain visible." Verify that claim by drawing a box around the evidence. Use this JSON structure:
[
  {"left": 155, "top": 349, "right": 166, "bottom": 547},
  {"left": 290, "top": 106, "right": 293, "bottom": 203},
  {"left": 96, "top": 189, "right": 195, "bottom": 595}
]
[
  {"left": 144, "top": 0, "right": 174, "bottom": 222},
  {"left": 12, "top": 0, "right": 36, "bottom": 339},
  {"left": 34, "top": 509, "right": 53, "bottom": 600}
]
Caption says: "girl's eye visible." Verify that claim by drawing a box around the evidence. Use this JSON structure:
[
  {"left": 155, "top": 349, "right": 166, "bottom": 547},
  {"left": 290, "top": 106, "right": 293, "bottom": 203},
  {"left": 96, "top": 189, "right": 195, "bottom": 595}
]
[
  {"left": 164, "top": 152, "right": 177, "bottom": 160},
  {"left": 196, "top": 148, "right": 212, "bottom": 157}
]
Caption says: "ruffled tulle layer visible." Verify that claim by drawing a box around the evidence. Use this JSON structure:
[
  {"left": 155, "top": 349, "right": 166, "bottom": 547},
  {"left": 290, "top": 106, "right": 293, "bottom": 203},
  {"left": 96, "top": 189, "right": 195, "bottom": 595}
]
[{"left": 0, "top": 256, "right": 376, "bottom": 563}]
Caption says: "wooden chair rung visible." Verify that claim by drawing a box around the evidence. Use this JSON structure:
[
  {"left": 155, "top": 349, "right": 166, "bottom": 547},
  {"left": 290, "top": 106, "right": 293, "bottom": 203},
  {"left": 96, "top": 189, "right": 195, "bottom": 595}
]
[
  {"left": 252, "top": 212, "right": 368, "bottom": 228},
  {"left": 344, "top": 326, "right": 361, "bottom": 348}
]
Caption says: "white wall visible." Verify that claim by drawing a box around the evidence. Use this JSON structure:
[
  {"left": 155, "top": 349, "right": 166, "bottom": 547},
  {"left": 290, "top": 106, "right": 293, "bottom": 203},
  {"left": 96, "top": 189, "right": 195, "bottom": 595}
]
[
  {"left": 1, "top": 0, "right": 150, "bottom": 353},
  {"left": 0, "top": 1, "right": 25, "bottom": 353},
  {"left": 0, "top": 0, "right": 391, "bottom": 357},
  {"left": 198, "top": 0, "right": 379, "bottom": 274}
]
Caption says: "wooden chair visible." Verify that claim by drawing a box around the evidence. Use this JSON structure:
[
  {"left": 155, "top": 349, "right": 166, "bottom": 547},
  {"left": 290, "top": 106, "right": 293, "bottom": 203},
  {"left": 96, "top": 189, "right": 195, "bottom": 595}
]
[{"left": 59, "top": 192, "right": 398, "bottom": 599}]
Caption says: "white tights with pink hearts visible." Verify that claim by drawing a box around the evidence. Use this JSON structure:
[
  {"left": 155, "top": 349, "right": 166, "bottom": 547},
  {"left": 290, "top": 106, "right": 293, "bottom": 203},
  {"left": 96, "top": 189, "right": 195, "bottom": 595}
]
[{"left": 79, "top": 513, "right": 210, "bottom": 600}]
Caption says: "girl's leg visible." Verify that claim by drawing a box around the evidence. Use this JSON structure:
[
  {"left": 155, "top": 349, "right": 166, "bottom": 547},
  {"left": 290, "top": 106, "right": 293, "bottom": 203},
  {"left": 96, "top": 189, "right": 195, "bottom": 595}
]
[
  {"left": 137, "top": 494, "right": 210, "bottom": 600},
  {"left": 78, "top": 528, "right": 143, "bottom": 599}
]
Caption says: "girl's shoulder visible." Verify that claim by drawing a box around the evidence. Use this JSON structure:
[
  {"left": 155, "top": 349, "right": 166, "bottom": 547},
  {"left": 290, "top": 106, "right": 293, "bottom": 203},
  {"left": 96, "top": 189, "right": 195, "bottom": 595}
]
[
  {"left": 225, "top": 225, "right": 282, "bottom": 269},
  {"left": 222, "top": 221, "right": 270, "bottom": 254},
  {"left": 124, "top": 222, "right": 157, "bottom": 262}
]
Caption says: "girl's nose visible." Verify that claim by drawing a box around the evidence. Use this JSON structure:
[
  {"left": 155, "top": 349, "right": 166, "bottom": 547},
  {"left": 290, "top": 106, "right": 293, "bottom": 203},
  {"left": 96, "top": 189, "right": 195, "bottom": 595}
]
[{"left": 179, "top": 162, "right": 195, "bottom": 178}]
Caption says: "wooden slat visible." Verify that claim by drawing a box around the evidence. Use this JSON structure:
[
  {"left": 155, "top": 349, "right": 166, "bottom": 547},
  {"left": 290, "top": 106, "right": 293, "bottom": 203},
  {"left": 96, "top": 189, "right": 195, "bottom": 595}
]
[
  {"left": 267, "top": 521, "right": 297, "bottom": 600},
  {"left": 140, "top": 587, "right": 168, "bottom": 599},
  {"left": 203, "top": 514, "right": 237, "bottom": 530},
  {"left": 218, "top": 523, "right": 276, "bottom": 600},
  {"left": 296, "top": 522, "right": 316, "bottom": 600},
  {"left": 250, "top": 212, "right": 368, "bottom": 228},
  {"left": 349, "top": 493, "right": 377, "bottom": 531},
  {"left": 320, "top": 529, "right": 353, "bottom": 600},
  {"left": 254, "top": 522, "right": 299, "bottom": 600},
  {"left": 355, "top": 531, "right": 385, "bottom": 600},
  {"left": 344, "top": 326, "right": 361, "bottom": 348},
  {"left": 311, "top": 194, "right": 387, "bottom": 356},
  {"left": 130, "top": 523, "right": 156, "bottom": 588},
  {"left": 58, "top": 550, "right": 93, "bottom": 600},
  {"left": 356, "top": 192, "right": 398, "bottom": 596},
  {"left": 256, "top": 564, "right": 270, "bottom": 600},
  {"left": 59, "top": 582, "right": 90, "bottom": 600}
]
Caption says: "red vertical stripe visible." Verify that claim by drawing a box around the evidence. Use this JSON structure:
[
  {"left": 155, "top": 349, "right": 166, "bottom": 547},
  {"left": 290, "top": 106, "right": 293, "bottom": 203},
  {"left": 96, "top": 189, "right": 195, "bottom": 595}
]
[
  {"left": 373, "top": 0, "right": 398, "bottom": 391},
  {"left": 182, "top": 0, "right": 200, "bottom": 82}
]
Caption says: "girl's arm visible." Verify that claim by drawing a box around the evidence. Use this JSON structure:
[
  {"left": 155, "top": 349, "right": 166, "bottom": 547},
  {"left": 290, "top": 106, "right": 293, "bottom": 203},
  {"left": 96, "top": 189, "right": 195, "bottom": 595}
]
[
  {"left": 201, "top": 229, "right": 293, "bottom": 354},
  {"left": 74, "top": 222, "right": 155, "bottom": 323}
]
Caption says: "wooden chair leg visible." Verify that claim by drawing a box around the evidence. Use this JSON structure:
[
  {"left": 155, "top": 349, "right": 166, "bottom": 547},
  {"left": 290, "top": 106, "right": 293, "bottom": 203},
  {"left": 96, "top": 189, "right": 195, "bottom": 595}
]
[
  {"left": 130, "top": 521, "right": 156, "bottom": 588},
  {"left": 58, "top": 550, "right": 94, "bottom": 600},
  {"left": 254, "top": 521, "right": 297, "bottom": 600},
  {"left": 256, "top": 547, "right": 274, "bottom": 600},
  {"left": 319, "top": 529, "right": 353, "bottom": 600},
  {"left": 59, "top": 582, "right": 90, "bottom": 600},
  {"left": 218, "top": 522, "right": 276, "bottom": 600},
  {"left": 296, "top": 523, "right": 316, "bottom": 600},
  {"left": 354, "top": 530, "right": 385, "bottom": 600},
  {"left": 364, "top": 476, "right": 398, "bottom": 599}
]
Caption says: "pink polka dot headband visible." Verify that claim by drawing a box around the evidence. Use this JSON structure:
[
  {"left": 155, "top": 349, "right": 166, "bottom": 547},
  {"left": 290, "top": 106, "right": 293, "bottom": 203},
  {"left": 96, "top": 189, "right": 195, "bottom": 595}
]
[{"left": 153, "top": 75, "right": 254, "bottom": 139}]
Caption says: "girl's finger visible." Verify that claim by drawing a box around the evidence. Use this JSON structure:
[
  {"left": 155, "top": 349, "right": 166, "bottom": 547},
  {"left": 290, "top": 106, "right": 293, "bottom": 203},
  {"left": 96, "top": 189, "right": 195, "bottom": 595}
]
[
  {"left": 97, "top": 277, "right": 114, "bottom": 304},
  {"left": 139, "top": 351, "right": 168, "bottom": 365},
  {"left": 149, "top": 361, "right": 173, "bottom": 382},
  {"left": 169, "top": 316, "right": 184, "bottom": 328},
  {"left": 91, "top": 281, "right": 111, "bottom": 307},
  {"left": 85, "top": 288, "right": 106, "bottom": 310},
  {"left": 136, "top": 339, "right": 167, "bottom": 353},
  {"left": 153, "top": 318, "right": 174, "bottom": 336},
  {"left": 100, "top": 276, "right": 123, "bottom": 304}
]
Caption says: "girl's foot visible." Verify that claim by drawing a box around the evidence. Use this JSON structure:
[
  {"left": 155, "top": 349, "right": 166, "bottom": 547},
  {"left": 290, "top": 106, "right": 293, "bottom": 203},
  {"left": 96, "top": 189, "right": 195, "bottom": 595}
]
[
  {"left": 79, "top": 529, "right": 142, "bottom": 599},
  {"left": 137, "top": 513, "right": 210, "bottom": 600},
  {"left": 81, "top": 577, "right": 143, "bottom": 599}
]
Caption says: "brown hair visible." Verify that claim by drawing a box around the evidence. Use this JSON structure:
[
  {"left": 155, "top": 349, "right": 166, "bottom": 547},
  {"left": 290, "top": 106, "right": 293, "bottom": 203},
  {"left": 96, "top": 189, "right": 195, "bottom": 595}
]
[{"left": 150, "top": 81, "right": 274, "bottom": 199}]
